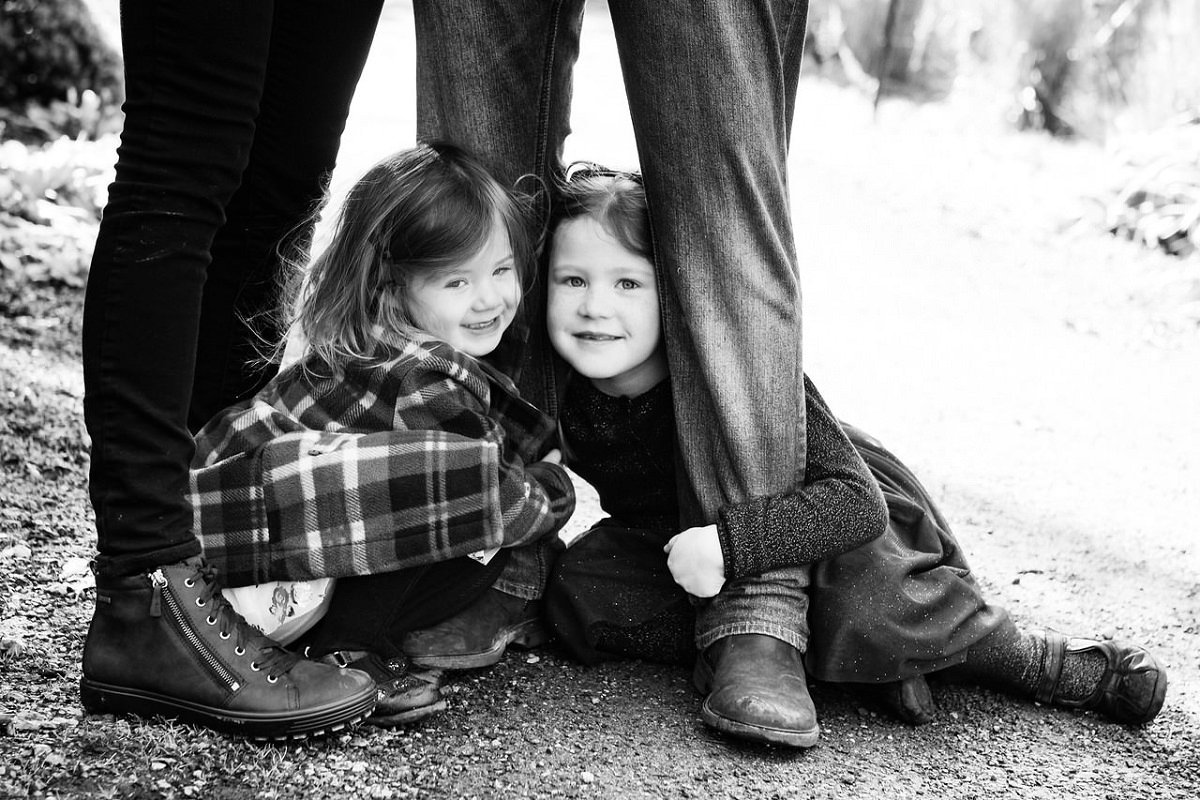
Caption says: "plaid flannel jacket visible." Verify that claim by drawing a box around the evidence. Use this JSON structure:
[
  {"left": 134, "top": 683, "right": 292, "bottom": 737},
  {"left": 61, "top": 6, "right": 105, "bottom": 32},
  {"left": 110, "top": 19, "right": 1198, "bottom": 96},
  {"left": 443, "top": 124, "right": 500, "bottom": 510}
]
[{"left": 190, "top": 337, "right": 575, "bottom": 588}]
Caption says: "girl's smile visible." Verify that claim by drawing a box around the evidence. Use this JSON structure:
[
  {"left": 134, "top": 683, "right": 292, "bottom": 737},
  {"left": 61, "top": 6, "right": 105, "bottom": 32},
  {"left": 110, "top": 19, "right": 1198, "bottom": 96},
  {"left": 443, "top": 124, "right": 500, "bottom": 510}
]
[
  {"left": 547, "top": 216, "right": 667, "bottom": 398},
  {"left": 405, "top": 222, "right": 520, "bottom": 358}
]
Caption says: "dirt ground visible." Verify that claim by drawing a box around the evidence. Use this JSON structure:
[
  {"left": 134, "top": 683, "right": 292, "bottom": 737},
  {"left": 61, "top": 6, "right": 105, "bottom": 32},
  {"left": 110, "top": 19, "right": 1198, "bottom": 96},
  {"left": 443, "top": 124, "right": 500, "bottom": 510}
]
[{"left": 2, "top": 1, "right": 1199, "bottom": 798}]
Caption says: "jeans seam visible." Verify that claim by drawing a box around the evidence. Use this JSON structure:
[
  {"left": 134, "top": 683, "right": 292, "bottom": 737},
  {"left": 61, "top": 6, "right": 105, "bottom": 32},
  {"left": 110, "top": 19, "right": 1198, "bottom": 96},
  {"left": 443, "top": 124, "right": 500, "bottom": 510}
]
[{"left": 696, "top": 622, "right": 808, "bottom": 652}]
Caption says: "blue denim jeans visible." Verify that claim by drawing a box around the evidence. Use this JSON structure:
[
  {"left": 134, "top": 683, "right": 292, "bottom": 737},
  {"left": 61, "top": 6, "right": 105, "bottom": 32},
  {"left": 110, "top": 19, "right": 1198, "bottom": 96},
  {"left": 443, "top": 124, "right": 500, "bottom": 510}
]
[
  {"left": 83, "top": 0, "right": 384, "bottom": 577},
  {"left": 414, "top": 0, "right": 810, "bottom": 536}
]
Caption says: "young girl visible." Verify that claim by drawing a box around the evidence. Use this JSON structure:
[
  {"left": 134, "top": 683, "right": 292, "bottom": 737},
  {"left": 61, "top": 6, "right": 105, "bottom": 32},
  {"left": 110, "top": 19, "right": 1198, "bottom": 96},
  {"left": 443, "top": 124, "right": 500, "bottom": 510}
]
[
  {"left": 543, "top": 169, "right": 1167, "bottom": 748},
  {"left": 189, "top": 143, "right": 575, "bottom": 726}
]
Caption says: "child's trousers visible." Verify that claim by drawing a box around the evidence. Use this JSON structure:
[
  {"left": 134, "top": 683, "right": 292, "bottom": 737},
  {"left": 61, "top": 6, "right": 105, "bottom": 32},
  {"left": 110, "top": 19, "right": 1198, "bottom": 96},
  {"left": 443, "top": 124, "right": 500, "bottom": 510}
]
[{"left": 545, "top": 525, "right": 810, "bottom": 665}]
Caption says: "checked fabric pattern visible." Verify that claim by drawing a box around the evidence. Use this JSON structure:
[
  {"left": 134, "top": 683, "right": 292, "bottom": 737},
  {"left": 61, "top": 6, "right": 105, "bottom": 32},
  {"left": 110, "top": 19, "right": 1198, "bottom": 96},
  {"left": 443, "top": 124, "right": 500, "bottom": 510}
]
[{"left": 190, "top": 337, "right": 574, "bottom": 588}]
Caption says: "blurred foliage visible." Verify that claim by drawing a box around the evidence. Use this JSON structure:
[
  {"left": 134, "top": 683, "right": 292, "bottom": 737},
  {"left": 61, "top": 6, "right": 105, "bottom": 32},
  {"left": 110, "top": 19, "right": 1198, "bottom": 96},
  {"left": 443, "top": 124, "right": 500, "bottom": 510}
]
[
  {"left": 0, "top": 130, "right": 115, "bottom": 294},
  {"left": 1106, "top": 114, "right": 1200, "bottom": 259},
  {"left": 808, "top": 0, "right": 1200, "bottom": 261},
  {"left": 0, "top": 0, "right": 122, "bottom": 110},
  {"left": 1, "top": 0, "right": 122, "bottom": 306},
  {"left": 808, "top": 0, "right": 1200, "bottom": 139}
]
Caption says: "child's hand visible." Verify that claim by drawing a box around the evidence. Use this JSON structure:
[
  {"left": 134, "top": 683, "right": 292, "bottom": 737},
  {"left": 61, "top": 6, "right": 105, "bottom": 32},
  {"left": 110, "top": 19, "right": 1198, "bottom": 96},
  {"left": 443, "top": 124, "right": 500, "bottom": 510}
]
[
  {"left": 664, "top": 525, "right": 725, "bottom": 598},
  {"left": 538, "top": 448, "right": 562, "bottom": 465}
]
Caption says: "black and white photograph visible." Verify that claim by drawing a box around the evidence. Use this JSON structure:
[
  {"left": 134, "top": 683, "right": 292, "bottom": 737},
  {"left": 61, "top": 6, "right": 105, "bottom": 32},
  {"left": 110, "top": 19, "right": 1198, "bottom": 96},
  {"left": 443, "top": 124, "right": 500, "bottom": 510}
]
[{"left": 1, "top": 1, "right": 1197, "bottom": 797}]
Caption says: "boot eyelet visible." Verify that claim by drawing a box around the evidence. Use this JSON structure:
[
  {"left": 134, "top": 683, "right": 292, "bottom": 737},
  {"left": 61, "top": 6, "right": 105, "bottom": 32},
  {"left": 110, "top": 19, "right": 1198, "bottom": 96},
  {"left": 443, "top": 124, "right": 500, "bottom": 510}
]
[
  {"left": 219, "top": 631, "right": 231, "bottom": 640},
  {"left": 206, "top": 615, "right": 217, "bottom": 625},
  {"left": 195, "top": 597, "right": 206, "bottom": 608},
  {"left": 235, "top": 646, "right": 246, "bottom": 656},
  {"left": 267, "top": 675, "right": 278, "bottom": 684},
  {"left": 184, "top": 578, "right": 195, "bottom": 588},
  {"left": 250, "top": 662, "right": 261, "bottom": 671}
]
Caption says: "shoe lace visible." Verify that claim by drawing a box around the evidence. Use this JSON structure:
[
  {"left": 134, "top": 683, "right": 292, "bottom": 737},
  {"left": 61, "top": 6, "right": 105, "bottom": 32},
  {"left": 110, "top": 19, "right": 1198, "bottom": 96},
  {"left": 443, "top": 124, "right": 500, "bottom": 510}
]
[{"left": 193, "top": 562, "right": 301, "bottom": 680}]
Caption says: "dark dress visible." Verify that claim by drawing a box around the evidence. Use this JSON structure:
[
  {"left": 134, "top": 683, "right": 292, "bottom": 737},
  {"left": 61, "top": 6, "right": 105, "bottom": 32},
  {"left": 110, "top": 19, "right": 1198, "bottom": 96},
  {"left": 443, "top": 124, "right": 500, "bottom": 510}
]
[{"left": 545, "top": 375, "right": 1009, "bottom": 683}]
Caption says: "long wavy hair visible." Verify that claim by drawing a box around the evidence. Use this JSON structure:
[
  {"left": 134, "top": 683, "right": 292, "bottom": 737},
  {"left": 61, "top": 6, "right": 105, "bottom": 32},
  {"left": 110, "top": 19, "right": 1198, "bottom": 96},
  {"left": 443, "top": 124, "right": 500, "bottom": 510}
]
[{"left": 276, "top": 142, "right": 536, "bottom": 376}]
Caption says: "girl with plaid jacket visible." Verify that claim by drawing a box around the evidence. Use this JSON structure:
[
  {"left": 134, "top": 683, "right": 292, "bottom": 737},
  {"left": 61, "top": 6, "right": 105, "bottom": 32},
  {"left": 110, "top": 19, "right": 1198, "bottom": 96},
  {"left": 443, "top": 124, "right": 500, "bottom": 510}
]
[{"left": 190, "top": 143, "right": 574, "bottom": 725}]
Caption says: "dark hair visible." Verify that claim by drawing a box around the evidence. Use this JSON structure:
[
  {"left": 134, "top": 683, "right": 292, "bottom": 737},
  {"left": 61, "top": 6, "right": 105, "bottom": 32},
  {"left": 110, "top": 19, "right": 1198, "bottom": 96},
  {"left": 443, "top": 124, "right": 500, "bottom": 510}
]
[
  {"left": 278, "top": 142, "right": 535, "bottom": 372},
  {"left": 551, "top": 164, "right": 650, "bottom": 260}
]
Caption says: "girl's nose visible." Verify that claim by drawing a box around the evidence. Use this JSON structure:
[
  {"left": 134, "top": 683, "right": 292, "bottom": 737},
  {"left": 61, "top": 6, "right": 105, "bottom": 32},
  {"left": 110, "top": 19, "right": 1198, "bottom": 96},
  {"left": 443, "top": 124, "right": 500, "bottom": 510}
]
[
  {"left": 580, "top": 287, "right": 612, "bottom": 318},
  {"left": 473, "top": 277, "right": 505, "bottom": 310}
]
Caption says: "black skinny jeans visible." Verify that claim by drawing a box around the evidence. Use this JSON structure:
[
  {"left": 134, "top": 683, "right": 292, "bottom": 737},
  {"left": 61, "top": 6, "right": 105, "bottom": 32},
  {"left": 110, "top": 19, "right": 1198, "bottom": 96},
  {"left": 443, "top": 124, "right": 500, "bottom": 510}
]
[{"left": 83, "top": 0, "right": 384, "bottom": 577}]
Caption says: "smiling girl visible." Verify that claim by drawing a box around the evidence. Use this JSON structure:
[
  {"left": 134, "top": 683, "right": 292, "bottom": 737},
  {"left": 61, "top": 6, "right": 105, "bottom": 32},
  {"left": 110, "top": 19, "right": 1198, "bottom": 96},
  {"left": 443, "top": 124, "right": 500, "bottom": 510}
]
[
  {"left": 542, "top": 169, "right": 1167, "bottom": 749},
  {"left": 189, "top": 143, "right": 575, "bottom": 727}
]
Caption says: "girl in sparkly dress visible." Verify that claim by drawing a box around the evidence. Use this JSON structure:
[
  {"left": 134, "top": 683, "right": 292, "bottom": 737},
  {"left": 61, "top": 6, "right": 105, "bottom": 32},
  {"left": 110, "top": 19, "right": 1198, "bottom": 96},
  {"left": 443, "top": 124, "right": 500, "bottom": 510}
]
[{"left": 542, "top": 168, "right": 1167, "bottom": 748}]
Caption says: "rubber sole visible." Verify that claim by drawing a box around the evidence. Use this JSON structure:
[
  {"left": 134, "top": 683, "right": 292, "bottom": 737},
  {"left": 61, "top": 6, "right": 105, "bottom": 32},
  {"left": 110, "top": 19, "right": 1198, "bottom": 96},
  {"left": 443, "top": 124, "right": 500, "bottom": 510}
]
[
  {"left": 406, "top": 619, "right": 547, "bottom": 670},
  {"left": 80, "top": 678, "right": 377, "bottom": 742}
]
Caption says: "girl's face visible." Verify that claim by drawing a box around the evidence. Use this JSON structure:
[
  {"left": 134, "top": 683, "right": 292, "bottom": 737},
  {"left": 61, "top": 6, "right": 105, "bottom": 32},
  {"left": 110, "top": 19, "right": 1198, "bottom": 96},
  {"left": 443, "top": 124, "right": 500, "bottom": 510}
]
[
  {"left": 405, "top": 222, "right": 520, "bottom": 358},
  {"left": 548, "top": 215, "right": 667, "bottom": 397}
]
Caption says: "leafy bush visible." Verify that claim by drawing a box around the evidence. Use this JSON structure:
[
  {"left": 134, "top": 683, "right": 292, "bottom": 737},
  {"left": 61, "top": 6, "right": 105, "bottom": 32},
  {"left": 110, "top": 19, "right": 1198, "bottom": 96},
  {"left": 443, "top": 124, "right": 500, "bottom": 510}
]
[
  {"left": 1107, "top": 114, "right": 1200, "bottom": 258},
  {"left": 0, "top": 0, "right": 122, "bottom": 109},
  {"left": 0, "top": 133, "right": 117, "bottom": 293}
]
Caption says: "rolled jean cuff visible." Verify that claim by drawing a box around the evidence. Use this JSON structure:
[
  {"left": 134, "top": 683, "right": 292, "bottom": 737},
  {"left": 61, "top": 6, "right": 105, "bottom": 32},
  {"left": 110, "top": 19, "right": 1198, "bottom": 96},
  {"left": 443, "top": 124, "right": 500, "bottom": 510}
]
[
  {"left": 94, "top": 539, "right": 202, "bottom": 580},
  {"left": 695, "top": 621, "right": 809, "bottom": 653},
  {"left": 490, "top": 543, "right": 550, "bottom": 600}
]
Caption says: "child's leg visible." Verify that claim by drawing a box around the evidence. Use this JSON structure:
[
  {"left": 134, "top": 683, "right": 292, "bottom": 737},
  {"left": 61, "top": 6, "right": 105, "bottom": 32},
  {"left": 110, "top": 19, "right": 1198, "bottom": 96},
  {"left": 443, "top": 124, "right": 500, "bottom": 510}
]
[
  {"left": 401, "top": 540, "right": 561, "bottom": 669},
  {"left": 299, "top": 553, "right": 508, "bottom": 725},
  {"left": 544, "top": 526, "right": 695, "bottom": 665},
  {"left": 951, "top": 617, "right": 1167, "bottom": 725},
  {"left": 692, "top": 567, "right": 819, "bottom": 748}
]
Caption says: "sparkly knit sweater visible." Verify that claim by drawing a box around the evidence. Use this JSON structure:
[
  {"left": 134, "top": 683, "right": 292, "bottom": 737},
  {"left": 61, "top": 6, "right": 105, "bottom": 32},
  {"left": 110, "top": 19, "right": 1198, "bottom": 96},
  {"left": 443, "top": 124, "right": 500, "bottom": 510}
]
[{"left": 560, "top": 374, "right": 889, "bottom": 580}]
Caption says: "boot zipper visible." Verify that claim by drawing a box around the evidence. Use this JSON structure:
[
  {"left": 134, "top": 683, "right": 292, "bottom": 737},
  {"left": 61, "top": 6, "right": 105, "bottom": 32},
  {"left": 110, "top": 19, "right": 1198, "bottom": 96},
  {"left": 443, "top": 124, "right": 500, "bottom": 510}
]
[{"left": 150, "top": 569, "right": 243, "bottom": 693}]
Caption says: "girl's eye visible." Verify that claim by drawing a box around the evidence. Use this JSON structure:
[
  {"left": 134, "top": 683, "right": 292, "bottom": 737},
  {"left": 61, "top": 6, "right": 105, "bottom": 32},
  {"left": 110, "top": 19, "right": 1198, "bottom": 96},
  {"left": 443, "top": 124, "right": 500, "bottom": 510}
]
[
  {"left": 561, "top": 276, "right": 585, "bottom": 288},
  {"left": 444, "top": 278, "right": 467, "bottom": 289},
  {"left": 617, "top": 278, "right": 640, "bottom": 291},
  {"left": 494, "top": 265, "right": 514, "bottom": 277}
]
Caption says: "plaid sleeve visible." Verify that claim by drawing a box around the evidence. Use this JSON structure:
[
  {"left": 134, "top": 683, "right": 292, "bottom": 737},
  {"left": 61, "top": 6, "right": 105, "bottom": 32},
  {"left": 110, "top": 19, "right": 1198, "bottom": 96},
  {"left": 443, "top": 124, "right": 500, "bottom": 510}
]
[
  {"left": 397, "top": 349, "right": 576, "bottom": 548},
  {"left": 192, "top": 346, "right": 574, "bottom": 587},
  {"left": 193, "top": 426, "right": 512, "bottom": 586}
]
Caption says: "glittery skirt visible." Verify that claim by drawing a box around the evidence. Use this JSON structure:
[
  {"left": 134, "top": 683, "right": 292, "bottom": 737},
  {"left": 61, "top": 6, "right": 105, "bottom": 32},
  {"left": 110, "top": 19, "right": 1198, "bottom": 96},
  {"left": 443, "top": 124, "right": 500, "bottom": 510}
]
[
  {"left": 545, "top": 425, "right": 1010, "bottom": 681},
  {"left": 804, "top": 424, "right": 1010, "bottom": 683}
]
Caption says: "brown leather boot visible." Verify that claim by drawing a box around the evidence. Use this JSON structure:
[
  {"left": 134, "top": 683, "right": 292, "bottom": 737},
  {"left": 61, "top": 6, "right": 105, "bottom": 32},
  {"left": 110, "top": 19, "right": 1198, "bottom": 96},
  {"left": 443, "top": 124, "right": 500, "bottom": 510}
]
[
  {"left": 693, "top": 633, "right": 820, "bottom": 748},
  {"left": 401, "top": 588, "right": 546, "bottom": 669},
  {"left": 81, "top": 558, "right": 377, "bottom": 741}
]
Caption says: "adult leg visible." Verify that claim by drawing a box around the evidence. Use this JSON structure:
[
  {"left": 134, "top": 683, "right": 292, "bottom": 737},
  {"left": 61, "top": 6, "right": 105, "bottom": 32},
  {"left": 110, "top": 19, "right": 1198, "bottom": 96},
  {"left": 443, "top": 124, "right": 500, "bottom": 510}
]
[
  {"left": 607, "top": 0, "right": 809, "bottom": 524},
  {"left": 401, "top": 1, "right": 584, "bottom": 668},
  {"left": 80, "top": 0, "right": 376, "bottom": 739},
  {"left": 413, "top": 0, "right": 584, "bottom": 414},
  {"left": 189, "top": 0, "right": 385, "bottom": 431}
]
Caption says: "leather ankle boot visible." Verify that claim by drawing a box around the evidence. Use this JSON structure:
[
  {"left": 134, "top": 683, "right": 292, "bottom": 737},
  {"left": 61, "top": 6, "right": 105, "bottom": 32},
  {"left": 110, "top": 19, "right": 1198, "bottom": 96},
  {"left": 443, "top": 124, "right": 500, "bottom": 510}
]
[
  {"left": 401, "top": 588, "right": 546, "bottom": 669},
  {"left": 81, "top": 558, "right": 377, "bottom": 741},
  {"left": 316, "top": 650, "right": 446, "bottom": 726},
  {"left": 693, "top": 633, "right": 820, "bottom": 748}
]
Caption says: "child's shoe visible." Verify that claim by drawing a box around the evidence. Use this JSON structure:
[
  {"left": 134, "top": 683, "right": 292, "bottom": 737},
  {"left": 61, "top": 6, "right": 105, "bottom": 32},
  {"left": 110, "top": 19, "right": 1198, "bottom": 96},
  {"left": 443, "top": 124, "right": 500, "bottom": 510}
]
[
  {"left": 1035, "top": 630, "right": 1167, "bottom": 725},
  {"left": 875, "top": 675, "right": 937, "bottom": 725},
  {"left": 401, "top": 588, "right": 546, "bottom": 669},
  {"left": 318, "top": 651, "right": 446, "bottom": 726},
  {"left": 81, "top": 558, "right": 377, "bottom": 741},
  {"left": 692, "top": 633, "right": 820, "bottom": 748}
]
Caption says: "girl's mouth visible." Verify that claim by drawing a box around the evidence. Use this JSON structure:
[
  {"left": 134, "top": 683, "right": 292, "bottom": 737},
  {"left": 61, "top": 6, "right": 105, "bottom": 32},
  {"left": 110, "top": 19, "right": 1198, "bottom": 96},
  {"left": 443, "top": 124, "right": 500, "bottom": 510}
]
[
  {"left": 575, "top": 332, "right": 620, "bottom": 342},
  {"left": 464, "top": 318, "right": 500, "bottom": 332}
]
